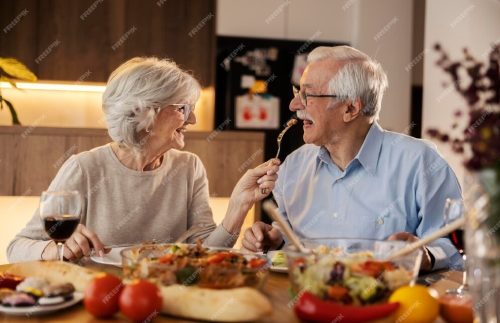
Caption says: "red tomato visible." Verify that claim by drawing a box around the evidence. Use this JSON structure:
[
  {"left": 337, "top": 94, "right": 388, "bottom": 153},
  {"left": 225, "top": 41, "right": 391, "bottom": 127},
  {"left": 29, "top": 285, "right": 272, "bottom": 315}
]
[
  {"left": 249, "top": 258, "right": 267, "bottom": 268},
  {"left": 84, "top": 273, "right": 123, "bottom": 318},
  {"left": 206, "top": 252, "right": 232, "bottom": 264},
  {"left": 119, "top": 280, "right": 162, "bottom": 322},
  {"left": 158, "top": 254, "right": 175, "bottom": 264},
  {"left": 352, "top": 260, "right": 395, "bottom": 277}
]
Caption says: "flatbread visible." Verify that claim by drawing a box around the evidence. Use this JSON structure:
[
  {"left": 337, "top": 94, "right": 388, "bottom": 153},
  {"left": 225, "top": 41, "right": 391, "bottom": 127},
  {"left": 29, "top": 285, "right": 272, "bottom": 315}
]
[
  {"left": 5, "top": 261, "right": 273, "bottom": 321},
  {"left": 6, "top": 261, "right": 96, "bottom": 292},
  {"left": 160, "top": 284, "right": 273, "bottom": 322}
]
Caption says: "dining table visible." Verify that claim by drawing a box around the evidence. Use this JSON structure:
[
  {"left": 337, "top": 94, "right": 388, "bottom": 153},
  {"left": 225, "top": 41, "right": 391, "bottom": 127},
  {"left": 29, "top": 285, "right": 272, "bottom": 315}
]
[{"left": 0, "top": 260, "right": 463, "bottom": 323}]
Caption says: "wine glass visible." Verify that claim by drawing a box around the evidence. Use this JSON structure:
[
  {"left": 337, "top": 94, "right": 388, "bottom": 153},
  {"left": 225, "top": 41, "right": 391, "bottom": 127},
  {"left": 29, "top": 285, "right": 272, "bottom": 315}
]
[
  {"left": 40, "top": 190, "right": 82, "bottom": 261},
  {"left": 443, "top": 198, "right": 467, "bottom": 294}
]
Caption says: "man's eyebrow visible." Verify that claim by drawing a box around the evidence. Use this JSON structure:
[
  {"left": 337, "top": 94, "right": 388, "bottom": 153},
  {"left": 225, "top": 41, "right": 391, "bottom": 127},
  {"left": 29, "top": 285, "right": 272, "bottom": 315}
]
[{"left": 301, "top": 83, "right": 313, "bottom": 88}]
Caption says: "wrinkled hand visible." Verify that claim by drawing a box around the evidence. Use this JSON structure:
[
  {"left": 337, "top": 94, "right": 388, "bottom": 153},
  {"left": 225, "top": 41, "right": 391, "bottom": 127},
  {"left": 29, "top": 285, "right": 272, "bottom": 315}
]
[
  {"left": 242, "top": 221, "right": 283, "bottom": 252},
  {"left": 42, "top": 224, "right": 109, "bottom": 261},
  {"left": 387, "top": 232, "right": 433, "bottom": 271},
  {"left": 231, "top": 159, "right": 280, "bottom": 207}
]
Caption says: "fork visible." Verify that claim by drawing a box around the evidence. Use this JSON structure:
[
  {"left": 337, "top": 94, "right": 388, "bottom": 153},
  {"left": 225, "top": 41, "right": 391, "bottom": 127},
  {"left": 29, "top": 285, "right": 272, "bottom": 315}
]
[
  {"left": 261, "top": 118, "right": 297, "bottom": 195},
  {"left": 274, "top": 118, "right": 298, "bottom": 160}
]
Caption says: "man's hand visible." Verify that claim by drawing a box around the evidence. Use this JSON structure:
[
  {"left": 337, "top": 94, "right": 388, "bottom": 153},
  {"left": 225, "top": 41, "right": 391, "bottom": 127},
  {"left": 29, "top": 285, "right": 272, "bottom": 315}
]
[
  {"left": 388, "top": 232, "right": 433, "bottom": 271},
  {"left": 242, "top": 222, "right": 283, "bottom": 252},
  {"left": 42, "top": 224, "right": 108, "bottom": 261}
]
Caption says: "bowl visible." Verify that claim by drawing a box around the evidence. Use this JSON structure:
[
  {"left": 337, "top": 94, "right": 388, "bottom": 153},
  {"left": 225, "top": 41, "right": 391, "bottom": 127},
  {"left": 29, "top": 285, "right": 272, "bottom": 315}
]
[
  {"left": 120, "top": 243, "right": 269, "bottom": 289},
  {"left": 285, "top": 238, "right": 422, "bottom": 305}
]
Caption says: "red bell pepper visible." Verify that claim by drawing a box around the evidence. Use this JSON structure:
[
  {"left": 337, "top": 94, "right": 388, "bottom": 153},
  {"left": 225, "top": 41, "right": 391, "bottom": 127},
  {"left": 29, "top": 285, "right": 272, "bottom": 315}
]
[{"left": 294, "top": 292, "right": 399, "bottom": 323}]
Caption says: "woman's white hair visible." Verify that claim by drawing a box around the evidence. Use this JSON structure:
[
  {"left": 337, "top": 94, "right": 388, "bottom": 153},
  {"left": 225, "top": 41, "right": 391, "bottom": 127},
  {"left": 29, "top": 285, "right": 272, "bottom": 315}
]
[
  {"left": 102, "top": 57, "right": 200, "bottom": 149},
  {"left": 307, "top": 46, "right": 388, "bottom": 117}
]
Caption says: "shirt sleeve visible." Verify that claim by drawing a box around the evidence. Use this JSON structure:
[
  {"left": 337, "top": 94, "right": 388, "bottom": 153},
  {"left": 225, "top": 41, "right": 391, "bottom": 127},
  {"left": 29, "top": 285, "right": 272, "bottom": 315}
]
[
  {"left": 6, "top": 155, "right": 86, "bottom": 263},
  {"left": 415, "top": 152, "right": 464, "bottom": 270},
  {"left": 187, "top": 155, "right": 237, "bottom": 248}
]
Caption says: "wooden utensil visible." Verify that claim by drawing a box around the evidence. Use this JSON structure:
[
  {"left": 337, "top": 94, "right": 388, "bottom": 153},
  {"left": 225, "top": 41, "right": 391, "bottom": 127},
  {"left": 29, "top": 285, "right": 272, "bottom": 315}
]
[
  {"left": 387, "top": 217, "right": 466, "bottom": 260},
  {"left": 263, "top": 200, "right": 310, "bottom": 253}
]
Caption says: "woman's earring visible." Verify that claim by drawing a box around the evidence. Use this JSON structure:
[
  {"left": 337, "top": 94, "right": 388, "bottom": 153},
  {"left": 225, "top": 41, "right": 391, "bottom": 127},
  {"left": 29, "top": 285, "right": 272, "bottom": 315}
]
[{"left": 145, "top": 126, "right": 152, "bottom": 133}]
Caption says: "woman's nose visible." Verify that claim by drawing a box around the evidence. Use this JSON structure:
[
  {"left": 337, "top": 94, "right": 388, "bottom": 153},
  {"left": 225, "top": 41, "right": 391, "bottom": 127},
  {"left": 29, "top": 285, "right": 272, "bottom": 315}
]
[{"left": 186, "top": 110, "right": 197, "bottom": 124}]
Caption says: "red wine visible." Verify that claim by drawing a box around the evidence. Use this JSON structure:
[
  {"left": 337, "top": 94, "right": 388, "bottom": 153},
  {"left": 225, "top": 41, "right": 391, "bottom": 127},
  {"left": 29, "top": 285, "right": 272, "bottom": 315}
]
[
  {"left": 448, "top": 229, "right": 465, "bottom": 254},
  {"left": 44, "top": 215, "right": 79, "bottom": 242}
]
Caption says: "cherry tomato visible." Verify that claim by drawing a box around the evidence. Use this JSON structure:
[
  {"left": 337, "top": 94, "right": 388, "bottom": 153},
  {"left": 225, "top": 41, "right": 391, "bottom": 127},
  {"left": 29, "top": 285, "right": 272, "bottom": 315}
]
[
  {"left": 84, "top": 273, "right": 123, "bottom": 318},
  {"left": 119, "top": 280, "right": 162, "bottom": 322}
]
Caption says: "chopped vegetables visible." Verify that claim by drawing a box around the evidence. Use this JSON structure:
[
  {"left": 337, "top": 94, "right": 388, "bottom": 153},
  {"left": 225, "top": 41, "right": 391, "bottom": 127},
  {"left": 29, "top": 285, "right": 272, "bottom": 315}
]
[
  {"left": 123, "top": 241, "right": 269, "bottom": 289},
  {"left": 290, "top": 249, "right": 412, "bottom": 305}
]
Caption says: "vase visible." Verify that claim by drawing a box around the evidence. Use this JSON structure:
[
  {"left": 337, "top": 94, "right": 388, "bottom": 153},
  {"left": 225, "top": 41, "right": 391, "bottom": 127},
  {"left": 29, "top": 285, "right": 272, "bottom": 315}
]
[{"left": 465, "top": 169, "right": 500, "bottom": 323}]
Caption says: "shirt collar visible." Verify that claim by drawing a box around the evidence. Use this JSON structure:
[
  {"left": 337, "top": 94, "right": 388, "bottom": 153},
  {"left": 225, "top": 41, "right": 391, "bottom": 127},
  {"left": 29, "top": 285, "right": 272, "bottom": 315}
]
[
  {"left": 355, "top": 121, "right": 384, "bottom": 174},
  {"left": 315, "top": 121, "right": 384, "bottom": 175}
]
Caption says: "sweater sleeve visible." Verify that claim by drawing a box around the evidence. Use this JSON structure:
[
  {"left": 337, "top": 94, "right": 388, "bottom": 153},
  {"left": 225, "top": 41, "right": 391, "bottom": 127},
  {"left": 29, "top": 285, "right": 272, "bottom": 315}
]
[
  {"left": 186, "top": 155, "right": 238, "bottom": 248},
  {"left": 6, "top": 155, "right": 86, "bottom": 263}
]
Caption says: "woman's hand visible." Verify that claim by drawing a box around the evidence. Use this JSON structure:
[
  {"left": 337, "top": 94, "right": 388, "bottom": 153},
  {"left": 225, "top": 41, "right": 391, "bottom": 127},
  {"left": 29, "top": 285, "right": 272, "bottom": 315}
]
[
  {"left": 42, "top": 224, "right": 107, "bottom": 261},
  {"left": 221, "top": 159, "right": 280, "bottom": 235},
  {"left": 231, "top": 159, "right": 280, "bottom": 207}
]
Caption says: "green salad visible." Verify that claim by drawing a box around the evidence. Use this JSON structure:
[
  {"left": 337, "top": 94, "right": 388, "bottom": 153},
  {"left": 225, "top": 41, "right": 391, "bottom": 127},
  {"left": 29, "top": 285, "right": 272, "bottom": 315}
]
[
  {"left": 271, "top": 251, "right": 287, "bottom": 267},
  {"left": 290, "top": 250, "right": 412, "bottom": 305}
]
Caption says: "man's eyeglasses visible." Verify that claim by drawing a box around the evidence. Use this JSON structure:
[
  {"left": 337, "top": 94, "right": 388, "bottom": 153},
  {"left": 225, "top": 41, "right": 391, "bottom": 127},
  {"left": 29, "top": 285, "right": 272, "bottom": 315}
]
[
  {"left": 292, "top": 85, "right": 338, "bottom": 107},
  {"left": 169, "top": 103, "right": 195, "bottom": 121}
]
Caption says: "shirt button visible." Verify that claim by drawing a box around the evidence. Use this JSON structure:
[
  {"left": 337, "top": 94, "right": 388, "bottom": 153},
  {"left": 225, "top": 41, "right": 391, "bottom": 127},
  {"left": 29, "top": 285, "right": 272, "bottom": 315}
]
[
  {"left": 332, "top": 213, "right": 339, "bottom": 218},
  {"left": 377, "top": 217, "right": 384, "bottom": 225}
]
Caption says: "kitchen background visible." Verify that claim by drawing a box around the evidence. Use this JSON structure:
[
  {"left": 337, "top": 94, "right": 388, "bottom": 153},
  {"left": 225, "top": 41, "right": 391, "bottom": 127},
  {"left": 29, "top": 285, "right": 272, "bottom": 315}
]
[{"left": 0, "top": 0, "right": 499, "bottom": 263}]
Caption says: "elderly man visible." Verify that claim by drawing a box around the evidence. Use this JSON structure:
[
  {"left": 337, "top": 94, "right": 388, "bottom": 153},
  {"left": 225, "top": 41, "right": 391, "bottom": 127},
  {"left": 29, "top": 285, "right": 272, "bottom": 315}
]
[{"left": 242, "top": 46, "right": 462, "bottom": 271}]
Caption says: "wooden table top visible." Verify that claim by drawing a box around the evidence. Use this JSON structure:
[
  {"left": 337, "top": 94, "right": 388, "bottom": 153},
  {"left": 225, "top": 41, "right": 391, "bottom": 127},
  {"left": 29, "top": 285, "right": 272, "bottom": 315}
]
[{"left": 0, "top": 261, "right": 463, "bottom": 323}]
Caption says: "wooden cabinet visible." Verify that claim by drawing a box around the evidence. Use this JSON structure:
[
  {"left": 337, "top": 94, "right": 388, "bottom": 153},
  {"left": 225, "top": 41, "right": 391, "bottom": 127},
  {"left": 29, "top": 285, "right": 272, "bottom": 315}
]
[
  {"left": 0, "top": 126, "right": 264, "bottom": 198},
  {"left": 0, "top": 0, "right": 215, "bottom": 86}
]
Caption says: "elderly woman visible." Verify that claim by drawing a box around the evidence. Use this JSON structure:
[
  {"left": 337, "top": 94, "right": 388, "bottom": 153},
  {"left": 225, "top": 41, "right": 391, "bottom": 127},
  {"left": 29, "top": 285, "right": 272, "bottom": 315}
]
[{"left": 7, "top": 57, "right": 279, "bottom": 262}]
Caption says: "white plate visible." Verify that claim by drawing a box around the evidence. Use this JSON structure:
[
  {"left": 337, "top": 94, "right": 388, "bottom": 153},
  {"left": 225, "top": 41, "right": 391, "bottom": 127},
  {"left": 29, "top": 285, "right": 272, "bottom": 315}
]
[
  {"left": 90, "top": 247, "right": 125, "bottom": 267},
  {"left": 0, "top": 292, "right": 83, "bottom": 316},
  {"left": 267, "top": 250, "right": 288, "bottom": 273}
]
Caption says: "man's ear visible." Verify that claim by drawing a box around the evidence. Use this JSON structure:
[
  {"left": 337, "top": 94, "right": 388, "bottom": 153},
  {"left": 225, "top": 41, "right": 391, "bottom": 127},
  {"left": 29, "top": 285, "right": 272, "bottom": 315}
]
[{"left": 342, "top": 98, "right": 363, "bottom": 122}]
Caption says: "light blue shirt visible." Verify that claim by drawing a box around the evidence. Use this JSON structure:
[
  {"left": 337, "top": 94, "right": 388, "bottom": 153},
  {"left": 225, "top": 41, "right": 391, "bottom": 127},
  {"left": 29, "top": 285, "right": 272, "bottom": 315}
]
[{"left": 273, "top": 122, "right": 463, "bottom": 270}]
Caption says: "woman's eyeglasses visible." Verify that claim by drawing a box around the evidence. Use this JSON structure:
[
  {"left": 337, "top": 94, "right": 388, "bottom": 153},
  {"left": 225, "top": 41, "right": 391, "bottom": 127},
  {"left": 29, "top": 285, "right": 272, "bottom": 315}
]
[{"left": 169, "top": 103, "right": 195, "bottom": 121}]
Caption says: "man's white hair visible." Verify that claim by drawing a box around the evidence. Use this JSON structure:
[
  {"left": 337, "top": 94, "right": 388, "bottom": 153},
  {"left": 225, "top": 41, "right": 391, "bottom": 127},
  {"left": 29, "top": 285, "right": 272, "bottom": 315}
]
[
  {"left": 307, "top": 46, "right": 388, "bottom": 117},
  {"left": 102, "top": 57, "right": 200, "bottom": 149}
]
